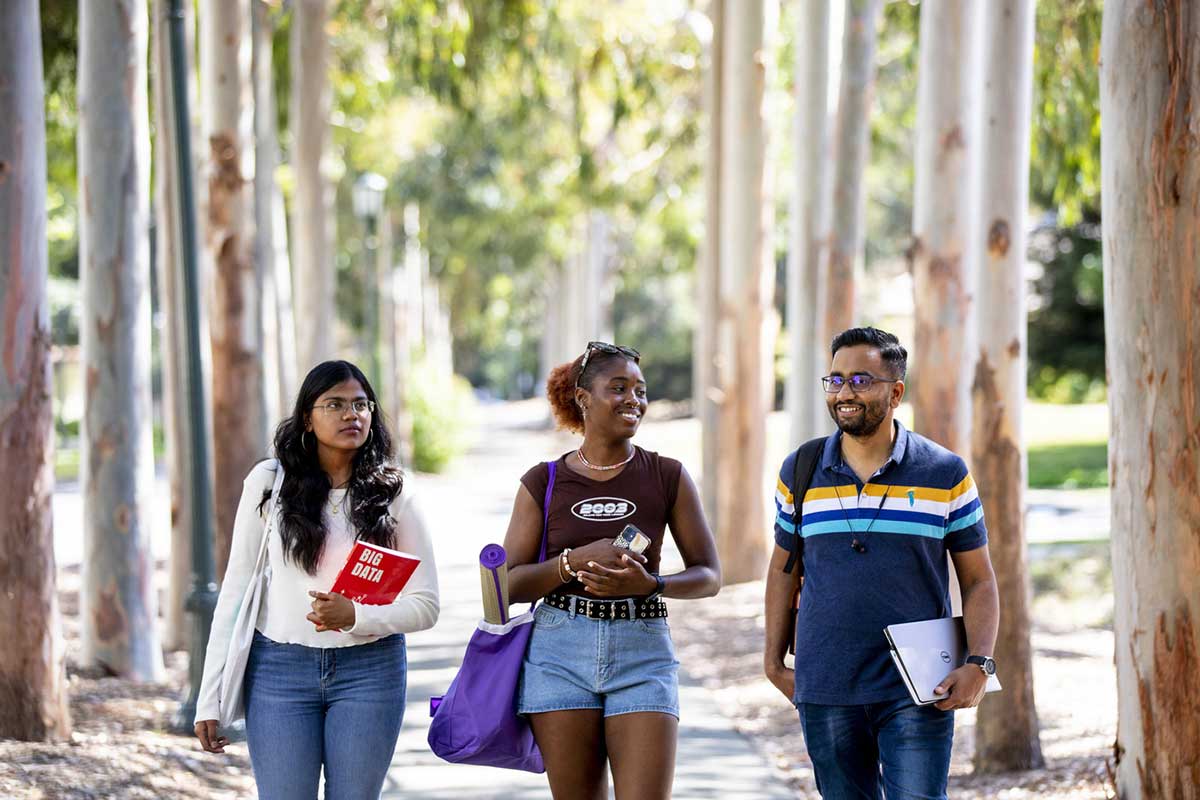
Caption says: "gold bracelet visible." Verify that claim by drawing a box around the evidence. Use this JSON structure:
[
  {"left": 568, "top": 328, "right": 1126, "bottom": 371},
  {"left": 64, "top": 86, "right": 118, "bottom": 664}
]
[{"left": 556, "top": 552, "right": 570, "bottom": 583}]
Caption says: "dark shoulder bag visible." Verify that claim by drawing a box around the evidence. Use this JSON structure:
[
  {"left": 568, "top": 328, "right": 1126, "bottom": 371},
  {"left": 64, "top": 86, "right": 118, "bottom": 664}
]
[{"left": 784, "top": 436, "right": 826, "bottom": 653}]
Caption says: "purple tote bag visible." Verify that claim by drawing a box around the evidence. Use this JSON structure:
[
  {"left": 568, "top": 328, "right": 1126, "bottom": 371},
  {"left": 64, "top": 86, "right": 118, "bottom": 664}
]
[{"left": 426, "top": 461, "right": 556, "bottom": 772}]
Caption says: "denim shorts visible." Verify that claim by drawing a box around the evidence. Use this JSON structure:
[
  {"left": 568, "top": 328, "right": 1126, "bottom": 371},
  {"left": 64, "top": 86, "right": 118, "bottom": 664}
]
[{"left": 517, "top": 601, "right": 680, "bottom": 718}]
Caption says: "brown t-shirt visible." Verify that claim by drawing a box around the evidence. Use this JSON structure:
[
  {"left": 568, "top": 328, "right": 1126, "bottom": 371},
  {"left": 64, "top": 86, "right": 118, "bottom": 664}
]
[{"left": 520, "top": 447, "right": 683, "bottom": 597}]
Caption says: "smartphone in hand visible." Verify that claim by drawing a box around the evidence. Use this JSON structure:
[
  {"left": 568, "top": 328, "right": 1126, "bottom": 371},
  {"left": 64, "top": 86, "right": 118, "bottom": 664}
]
[{"left": 613, "top": 524, "right": 650, "bottom": 555}]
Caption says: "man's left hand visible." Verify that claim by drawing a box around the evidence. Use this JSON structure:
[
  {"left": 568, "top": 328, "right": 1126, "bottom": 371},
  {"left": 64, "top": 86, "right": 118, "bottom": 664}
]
[
  {"left": 932, "top": 665, "right": 988, "bottom": 711},
  {"left": 307, "top": 590, "right": 356, "bottom": 632}
]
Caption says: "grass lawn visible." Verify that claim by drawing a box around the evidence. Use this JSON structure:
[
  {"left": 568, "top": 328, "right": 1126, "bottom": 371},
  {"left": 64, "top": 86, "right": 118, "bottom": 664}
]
[{"left": 1025, "top": 402, "right": 1109, "bottom": 489}]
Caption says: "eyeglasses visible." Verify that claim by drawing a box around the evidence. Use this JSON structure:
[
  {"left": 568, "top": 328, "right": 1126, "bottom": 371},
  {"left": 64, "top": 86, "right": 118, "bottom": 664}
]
[
  {"left": 576, "top": 341, "right": 640, "bottom": 388},
  {"left": 312, "top": 399, "right": 376, "bottom": 416},
  {"left": 821, "top": 374, "right": 897, "bottom": 394}
]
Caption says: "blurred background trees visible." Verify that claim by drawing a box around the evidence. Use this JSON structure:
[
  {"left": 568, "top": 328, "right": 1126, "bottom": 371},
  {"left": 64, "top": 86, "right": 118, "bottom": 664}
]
[{"left": 37, "top": 0, "right": 1104, "bottom": 424}]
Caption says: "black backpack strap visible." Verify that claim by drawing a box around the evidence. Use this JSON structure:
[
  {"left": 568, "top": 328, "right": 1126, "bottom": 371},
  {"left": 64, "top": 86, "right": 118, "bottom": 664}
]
[{"left": 783, "top": 436, "right": 827, "bottom": 574}]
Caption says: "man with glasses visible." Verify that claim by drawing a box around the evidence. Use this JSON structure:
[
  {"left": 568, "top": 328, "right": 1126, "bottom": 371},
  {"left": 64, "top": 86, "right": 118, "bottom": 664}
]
[{"left": 763, "top": 327, "right": 999, "bottom": 799}]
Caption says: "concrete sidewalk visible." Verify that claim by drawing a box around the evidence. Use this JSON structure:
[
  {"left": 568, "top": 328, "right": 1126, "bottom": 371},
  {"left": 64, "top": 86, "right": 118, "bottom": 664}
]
[{"left": 380, "top": 402, "right": 795, "bottom": 799}]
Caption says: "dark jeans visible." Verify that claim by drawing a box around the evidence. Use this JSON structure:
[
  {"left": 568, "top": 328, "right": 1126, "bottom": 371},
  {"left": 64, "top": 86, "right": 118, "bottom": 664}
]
[
  {"left": 245, "top": 630, "right": 407, "bottom": 800},
  {"left": 798, "top": 697, "right": 954, "bottom": 800}
]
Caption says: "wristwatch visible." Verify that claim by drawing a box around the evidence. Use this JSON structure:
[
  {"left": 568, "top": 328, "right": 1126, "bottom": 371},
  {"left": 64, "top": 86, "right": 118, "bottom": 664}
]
[
  {"left": 965, "top": 655, "right": 996, "bottom": 676},
  {"left": 648, "top": 572, "right": 666, "bottom": 600}
]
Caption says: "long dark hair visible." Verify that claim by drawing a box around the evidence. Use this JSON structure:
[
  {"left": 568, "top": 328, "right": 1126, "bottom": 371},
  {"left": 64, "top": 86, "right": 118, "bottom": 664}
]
[{"left": 263, "top": 360, "right": 403, "bottom": 575}]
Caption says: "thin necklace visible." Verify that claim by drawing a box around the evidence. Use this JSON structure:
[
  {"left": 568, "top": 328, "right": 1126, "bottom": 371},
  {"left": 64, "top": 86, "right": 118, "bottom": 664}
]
[
  {"left": 328, "top": 480, "right": 349, "bottom": 516},
  {"left": 577, "top": 446, "right": 636, "bottom": 471}
]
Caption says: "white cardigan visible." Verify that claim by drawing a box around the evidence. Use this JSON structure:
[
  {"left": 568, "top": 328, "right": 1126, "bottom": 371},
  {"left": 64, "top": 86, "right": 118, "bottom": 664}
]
[{"left": 195, "top": 460, "right": 440, "bottom": 724}]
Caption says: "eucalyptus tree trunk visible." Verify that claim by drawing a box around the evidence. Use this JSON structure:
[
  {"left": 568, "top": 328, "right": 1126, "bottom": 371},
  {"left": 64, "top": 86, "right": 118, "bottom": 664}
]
[
  {"left": 1102, "top": 2, "right": 1200, "bottom": 796},
  {"left": 0, "top": 0, "right": 72, "bottom": 739},
  {"left": 292, "top": 0, "right": 335, "bottom": 373},
  {"left": 78, "top": 0, "right": 165, "bottom": 681},
  {"left": 786, "top": 0, "right": 831, "bottom": 446},
  {"left": 152, "top": 0, "right": 204, "bottom": 651},
  {"left": 970, "top": 0, "right": 1042, "bottom": 773},
  {"left": 911, "top": 0, "right": 982, "bottom": 454},
  {"left": 253, "top": 0, "right": 297, "bottom": 420},
  {"left": 821, "top": 0, "right": 882, "bottom": 349},
  {"left": 585, "top": 210, "right": 615, "bottom": 343},
  {"left": 695, "top": 0, "right": 723, "bottom": 524},
  {"left": 201, "top": 0, "right": 266, "bottom": 580},
  {"left": 715, "top": 0, "right": 775, "bottom": 585}
]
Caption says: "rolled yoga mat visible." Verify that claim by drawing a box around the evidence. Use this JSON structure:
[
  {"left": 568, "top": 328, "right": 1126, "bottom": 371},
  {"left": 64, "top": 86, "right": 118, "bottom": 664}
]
[{"left": 479, "top": 544, "right": 511, "bottom": 625}]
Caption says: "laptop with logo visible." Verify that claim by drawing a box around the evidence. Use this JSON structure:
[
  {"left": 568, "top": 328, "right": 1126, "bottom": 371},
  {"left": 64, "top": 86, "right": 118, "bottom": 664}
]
[{"left": 884, "top": 616, "right": 1002, "bottom": 706}]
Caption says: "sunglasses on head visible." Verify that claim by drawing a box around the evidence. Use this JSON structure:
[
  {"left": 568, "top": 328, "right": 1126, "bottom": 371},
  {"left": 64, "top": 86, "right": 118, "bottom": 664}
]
[{"left": 576, "top": 341, "right": 640, "bottom": 387}]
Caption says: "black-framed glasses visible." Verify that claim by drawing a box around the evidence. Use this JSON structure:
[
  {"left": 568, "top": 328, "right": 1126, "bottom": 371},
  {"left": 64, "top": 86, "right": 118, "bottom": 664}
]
[
  {"left": 821, "top": 374, "right": 897, "bottom": 394},
  {"left": 576, "top": 341, "right": 640, "bottom": 387},
  {"left": 312, "top": 399, "right": 376, "bottom": 416}
]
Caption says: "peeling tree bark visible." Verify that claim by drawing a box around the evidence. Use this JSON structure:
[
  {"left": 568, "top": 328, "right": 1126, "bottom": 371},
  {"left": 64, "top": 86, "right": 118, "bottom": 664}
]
[
  {"left": 970, "top": 2, "right": 1042, "bottom": 773},
  {"left": 696, "top": 0, "right": 723, "bottom": 526},
  {"left": 78, "top": 0, "right": 165, "bottom": 682},
  {"left": 201, "top": 0, "right": 267, "bottom": 580},
  {"left": 911, "top": 0, "right": 981, "bottom": 454},
  {"left": 1101, "top": 2, "right": 1200, "bottom": 797},
  {"left": 253, "top": 0, "right": 297, "bottom": 421},
  {"left": 0, "top": 0, "right": 73, "bottom": 739},
  {"left": 822, "top": 0, "right": 882, "bottom": 349},
  {"left": 292, "top": 0, "right": 335, "bottom": 374},
  {"left": 786, "top": 0, "right": 832, "bottom": 445},
  {"left": 714, "top": 0, "right": 776, "bottom": 585}
]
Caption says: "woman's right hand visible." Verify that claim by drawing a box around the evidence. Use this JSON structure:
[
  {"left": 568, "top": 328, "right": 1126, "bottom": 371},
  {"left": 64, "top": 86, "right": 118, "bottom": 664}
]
[
  {"left": 567, "top": 540, "right": 646, "bottom": 573},
  {"left": 194, "top": 720, "right": 229, "bottom": 753}
]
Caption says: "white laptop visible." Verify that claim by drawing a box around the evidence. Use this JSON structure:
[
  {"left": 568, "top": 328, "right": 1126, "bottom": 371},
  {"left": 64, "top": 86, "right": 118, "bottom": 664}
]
[{"left": 884, "top": 616, "right": 1002, "bottom": 706}]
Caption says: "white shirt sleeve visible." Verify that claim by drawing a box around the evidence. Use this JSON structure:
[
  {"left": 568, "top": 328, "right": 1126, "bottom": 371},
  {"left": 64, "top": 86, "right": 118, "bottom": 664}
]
[
  {"left": 344, "top": 487, "right": 440, "bottom": 637},
  {"left": 194, "top": 460, "right": 277, "bottom": 725}
]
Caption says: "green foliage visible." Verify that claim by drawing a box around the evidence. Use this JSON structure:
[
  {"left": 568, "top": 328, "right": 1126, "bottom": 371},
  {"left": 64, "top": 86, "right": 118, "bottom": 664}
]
[
  {"left": 866, "top": 0, "right": 920, "bottom": 265},
  {"left": 37, "top": 0, "right": 1110, "bottom": 407},
  {"left": 41, "top": 1, "right": 80, "bottom": 280},
  {"left": 347, "top": 2, "right": 703, "bottom": 398},
  {"left": 1030, "top": 0, "right": 1102, "bottom": 223},
  {"left": 408, "top": 361, "right": 476, "bottom": 473},
  {"left": 1026, "top": 223, "right": 1105, "bottom": 400}
]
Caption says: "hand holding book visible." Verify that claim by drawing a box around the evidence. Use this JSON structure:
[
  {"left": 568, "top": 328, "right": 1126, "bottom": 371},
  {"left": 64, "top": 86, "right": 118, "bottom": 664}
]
[
  {"left": 308, "top": 590, "right": 356, "bottom": 632},
  {"left": 311, "top": 541, "right": 422, "bottom": 632}
]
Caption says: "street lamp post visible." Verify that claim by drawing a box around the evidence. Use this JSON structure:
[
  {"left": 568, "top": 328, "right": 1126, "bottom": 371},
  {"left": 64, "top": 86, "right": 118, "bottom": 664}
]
[
  {"left": 165, "top": 0, "right": 217, "bottom": 733},
  {"left": 352, "top": 172, "right": 387, "bottom": 390}
]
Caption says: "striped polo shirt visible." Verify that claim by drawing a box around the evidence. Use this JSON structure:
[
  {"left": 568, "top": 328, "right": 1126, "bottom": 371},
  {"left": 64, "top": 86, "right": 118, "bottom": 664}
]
[{"left": 773, "top": 420, "right": 988, "bottom": 705}]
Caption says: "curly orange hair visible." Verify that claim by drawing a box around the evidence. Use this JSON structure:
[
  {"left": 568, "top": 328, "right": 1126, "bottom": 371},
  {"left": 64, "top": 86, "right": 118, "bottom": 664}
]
[
  {"left": 545, "top": 348, "right": 637, "bottom": 433},
  {"left": 546, "top": 357, "right": 586, "bottom": 433}
]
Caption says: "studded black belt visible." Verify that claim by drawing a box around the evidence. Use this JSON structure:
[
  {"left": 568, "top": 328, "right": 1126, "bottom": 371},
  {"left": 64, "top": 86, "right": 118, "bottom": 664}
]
[{"left": 542, "top": 592, "right": 668, "bottom": 621}]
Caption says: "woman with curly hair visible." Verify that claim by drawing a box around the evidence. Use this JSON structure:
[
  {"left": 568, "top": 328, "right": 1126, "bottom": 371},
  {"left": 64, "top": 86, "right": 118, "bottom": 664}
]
[
  {"left": 193, "top": 360, "right": 439, "bottom": 799},
  {"left": 503, "top": 341, "right": 721, "bottom": 800}
]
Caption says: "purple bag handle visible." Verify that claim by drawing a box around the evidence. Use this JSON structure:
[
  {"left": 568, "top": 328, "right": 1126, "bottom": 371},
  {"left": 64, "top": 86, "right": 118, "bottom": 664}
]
[{"left": 529, "top": 460, "right": 557, "bottom": 611}]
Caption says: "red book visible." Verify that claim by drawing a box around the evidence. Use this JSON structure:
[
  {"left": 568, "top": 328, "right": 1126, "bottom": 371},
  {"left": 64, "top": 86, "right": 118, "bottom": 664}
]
[{"left": 329, "top": 541, "right": 421, "bottom": 605}]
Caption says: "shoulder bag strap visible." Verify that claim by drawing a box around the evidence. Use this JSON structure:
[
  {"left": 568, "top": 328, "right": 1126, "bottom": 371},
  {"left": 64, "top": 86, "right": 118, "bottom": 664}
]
[
  {"left": 252, "top": 460, "right": 286, "bottom": 573},
  {"left": 528, "top": 460, "right": 557, "bottom": 611},
  {"left": 783, "top": 436, "right": 827, "bottom": 575}
]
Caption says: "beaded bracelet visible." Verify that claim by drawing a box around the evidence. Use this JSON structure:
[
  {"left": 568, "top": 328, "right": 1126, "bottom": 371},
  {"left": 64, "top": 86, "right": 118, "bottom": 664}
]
[{"left": 560, "top": 548, "right": 578, "bottom": 580}]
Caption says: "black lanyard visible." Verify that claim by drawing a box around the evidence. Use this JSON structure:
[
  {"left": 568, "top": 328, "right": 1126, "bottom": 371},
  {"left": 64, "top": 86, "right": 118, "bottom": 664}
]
[{"left": 833, "top": 478, "right": 892, "bottom": 554}]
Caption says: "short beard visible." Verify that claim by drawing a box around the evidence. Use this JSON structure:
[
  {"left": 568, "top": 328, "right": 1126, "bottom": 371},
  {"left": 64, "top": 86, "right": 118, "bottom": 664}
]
[{"left": 828, "top": 400, "right": 888, "bottom": 438}]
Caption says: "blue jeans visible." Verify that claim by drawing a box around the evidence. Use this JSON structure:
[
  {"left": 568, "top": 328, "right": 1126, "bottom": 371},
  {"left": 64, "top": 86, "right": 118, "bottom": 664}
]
[
  {"left": 245, "top": 630, "right": 407, "bottom": 800},
  {"left": 798, "top": 698, "right": 954, "bottom": 800}
]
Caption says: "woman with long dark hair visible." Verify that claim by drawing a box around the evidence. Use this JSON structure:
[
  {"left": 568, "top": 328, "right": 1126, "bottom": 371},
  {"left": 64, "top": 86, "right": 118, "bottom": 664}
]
[
  {"left": 503, "top": 342, "right": 721, "bottom": 800},
  {"left": 194, "top": 360, "right": 439, "bottom": 799}
]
